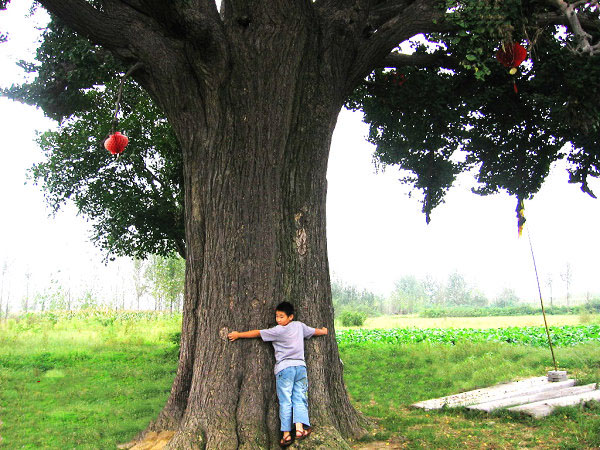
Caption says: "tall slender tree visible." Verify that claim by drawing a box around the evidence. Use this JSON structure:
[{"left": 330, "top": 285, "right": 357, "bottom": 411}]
[
  {"left": 0, "top": 262, "right": 6, "bottom": 319},
  {"left": 546, "top": 274, "right": 554, "bottom": 307},
  {"left": 133, "top": 258, "right": 147, "bottom": 310},
  {"left": 23, "top": 271, "right": 31, "bottom": 312},
  {"left": 146, "top": 254, "right": 185, "bottom": 312},
  {"left": 2, "top": 1, "right": 600, "bottom": 448},
  {"left": 561, "top": 262, "right": 573, "bottom": 306}
]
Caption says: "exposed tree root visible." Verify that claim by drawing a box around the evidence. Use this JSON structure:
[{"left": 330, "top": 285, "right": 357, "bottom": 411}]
[{"left": 117, "top": 430, "right": 176, "bottom": 450}]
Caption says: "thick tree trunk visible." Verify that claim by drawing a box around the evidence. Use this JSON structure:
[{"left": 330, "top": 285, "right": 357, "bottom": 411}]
[
  {"left": 136, "top": 15, "right": 368, "bottom": 450},
  {"left": 27, "top": 2, "right": 444, "bottom": 446}
]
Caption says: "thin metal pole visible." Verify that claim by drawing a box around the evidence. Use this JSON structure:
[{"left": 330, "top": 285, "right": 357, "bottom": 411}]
[{"left": 527, "top": 228, "right": 558, "bottom": 371}]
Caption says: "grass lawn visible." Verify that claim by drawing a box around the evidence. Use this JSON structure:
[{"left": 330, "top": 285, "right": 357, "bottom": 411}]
[
  {"left": 1, "top": 312, "right": 599, "bottom": 448},
  {"left": 0, "top": 315, "right": 180, "bottom": 449},
  {"left": 341, "top": 341, "right": 600, "bottom": 449}
]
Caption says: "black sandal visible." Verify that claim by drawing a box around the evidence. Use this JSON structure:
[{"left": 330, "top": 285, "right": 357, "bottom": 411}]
[
  {"left": 296, "top": 427, "right": 312, "bottom": 440},
  {"left": 280, "top": 434, "right": 293, "bottom": 448}
]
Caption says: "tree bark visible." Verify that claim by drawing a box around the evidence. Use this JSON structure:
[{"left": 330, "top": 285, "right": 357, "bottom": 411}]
[{"left": 145, "top": 22, "right": 368, "bottom": 449}]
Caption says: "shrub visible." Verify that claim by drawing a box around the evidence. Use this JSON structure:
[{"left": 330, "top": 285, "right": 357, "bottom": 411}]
[
  {"left": 583, "top": 300, "right": 600, "bottom": 314},
  {"left": 168, "top": 331, "right": 181, "bottom": 345},
  {"left": 339, "top": 311, "right": 367, "bottom": 327}
]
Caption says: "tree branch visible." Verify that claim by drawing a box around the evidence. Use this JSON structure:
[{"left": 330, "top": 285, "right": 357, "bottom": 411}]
[
  {"left": 550, "top": 0, "right": 600, "bottom": 55},
  {"left": 37, "top": 0, "right": 131, "bottom": 50},
  {"left": 37, "top": 0, "right": 225, "bottom": 62},
  {"left": 369, "top": 1, "right": 407, "bottom": 26},
  {"left": 536, "top": 10, "right": 600, "bottom": 31},
  {"left": 37, "top": 0, "right": 229, "bottom": 115},
  {"left": 379, "top": 51, "right": 460, "bottom": 70},
  {"left": 348, "top": 0, "right": 447, "bottom": 86},
  {"left": 368, "top": 0, "right": 455, "bottom": 31},
  {"left": 174, "top": 239, "right": 187, "bottom": 260}
]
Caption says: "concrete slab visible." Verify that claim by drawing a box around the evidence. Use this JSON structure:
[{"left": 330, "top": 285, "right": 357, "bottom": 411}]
[
  {"left": 412, "top": 376, "right": 554, "bottom": 410},
  {"left": 547, "top": 370, "right": 568, "bottom": 382},
  {"left": 508, "top": 387, "right": 600, "bottom": 418},
  {"left": 468, "top": 382, "right": 593, "bottom": 412}
]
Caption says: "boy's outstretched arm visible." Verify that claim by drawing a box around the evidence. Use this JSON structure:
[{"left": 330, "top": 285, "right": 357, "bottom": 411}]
[
  {"left": 313, "top": 327, "right": 328, "bottom": 336},
  {"left": 228, "top": 330, "right": 261, "bottom": 341}
]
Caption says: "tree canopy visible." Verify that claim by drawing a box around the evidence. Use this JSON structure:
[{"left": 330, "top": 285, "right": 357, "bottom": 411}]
[
  {"left": 2, "top": 0, "right": 599, "bottom": 257},
  {"left": 4, "top": 17, "right": 185, "bottom": 260},
  {"left": 347, "top": 4, "right": 600, "bottom": 223}
]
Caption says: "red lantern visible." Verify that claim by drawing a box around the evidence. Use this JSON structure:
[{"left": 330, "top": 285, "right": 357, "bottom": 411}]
[
  {"left": 104, "top": 131, "right": 129, "bottom": 155},
  {"left": 386, "top": 72, "right": 406, "bottom": 86},
  {"left": 496, "top": 43, "right": 527, "bottom": 74}
]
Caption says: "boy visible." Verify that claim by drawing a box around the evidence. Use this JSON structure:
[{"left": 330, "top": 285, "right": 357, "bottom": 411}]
[{"left": 228, "top": 301, "right": 328, "bottom": 447}]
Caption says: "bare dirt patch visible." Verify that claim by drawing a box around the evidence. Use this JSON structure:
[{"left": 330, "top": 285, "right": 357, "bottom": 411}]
[
  {"left": 117, "top": 431, "right": 175, "bottom": 450},
  {"left": 353, "top": 438, "right": 408, "bottom": 449}
]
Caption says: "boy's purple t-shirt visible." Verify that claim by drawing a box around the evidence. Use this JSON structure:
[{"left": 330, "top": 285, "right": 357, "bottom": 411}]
[{"left": 260, "top": 321, "right": 316, "bottom": 374}]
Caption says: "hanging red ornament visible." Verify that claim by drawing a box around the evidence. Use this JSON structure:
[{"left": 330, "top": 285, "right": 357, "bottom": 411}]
[
  {"left": 104, "top": 131, "right": 129, "bottom": 155},
  {"left": 393, "top": 73, "right": 406, "bottom": 86},
  {"left": 385, "top": 73, "right": 407, "bottom": 87},
  {"left": 496, "top": 42, "right": 527, "bottom": 74}
]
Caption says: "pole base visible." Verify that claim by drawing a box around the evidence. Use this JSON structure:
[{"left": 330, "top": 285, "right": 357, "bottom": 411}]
[{"left": 547, "top": 370, "right": 568, "bottom": 382}]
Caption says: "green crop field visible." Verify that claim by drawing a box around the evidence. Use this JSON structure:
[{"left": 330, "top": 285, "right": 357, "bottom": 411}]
[
  {"left": 1, "top": 310, "right": 600, "bottom": 449},
  {"left": 337, "top": 324, "right": 600, "bottom": 346}
]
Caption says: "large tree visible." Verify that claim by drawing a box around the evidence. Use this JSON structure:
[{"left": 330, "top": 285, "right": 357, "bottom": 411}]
[{"left": 3, "top": 0, "right": 600, "bottom": 448}]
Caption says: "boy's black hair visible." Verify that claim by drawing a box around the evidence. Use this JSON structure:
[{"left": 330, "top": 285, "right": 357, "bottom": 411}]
[{"left": 275, "top": 301, "right": 294, "bottom": 317}]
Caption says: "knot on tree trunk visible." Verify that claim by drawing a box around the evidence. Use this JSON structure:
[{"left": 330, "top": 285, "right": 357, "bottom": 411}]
[{"left": 294, "top": 211, "right": 308, "bottom": 256}]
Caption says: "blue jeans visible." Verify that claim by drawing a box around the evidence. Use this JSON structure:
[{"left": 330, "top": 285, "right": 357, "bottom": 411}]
[{"left": 275, "top": 365, "right": 310, "bottom": 432}]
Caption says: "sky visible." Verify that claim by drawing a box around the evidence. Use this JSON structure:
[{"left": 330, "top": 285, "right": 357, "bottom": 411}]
[{"left": 0, "top": 3, "right": 599, "bottom": 311}]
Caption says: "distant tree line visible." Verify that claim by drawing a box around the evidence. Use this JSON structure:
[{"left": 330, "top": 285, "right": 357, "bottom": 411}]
[
  {"left": 15, "top": 254, "right": 184, "bottom": 314},
  {"left": 9, "top": 263, "right": 595, "bottom": 320},
  {"left": 332, "top": 272, "right": 599, "bottom": 322},
  {"left": 333, "top": 272, "right": 516, "bottom": 317}
]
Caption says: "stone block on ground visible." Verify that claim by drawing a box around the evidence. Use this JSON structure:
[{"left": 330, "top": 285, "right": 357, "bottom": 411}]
[
  {"left": 468, "top": 382, "right": 593, "bottom": 412},
  {"left": 508, "top": 387, "right": 600, "bottom": 418},
  {"left": 412, "top": 376, "right": 557, "bottom": 410},
  {"left": 547, "top": 370, "right": 568, "bottom": 382}
]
